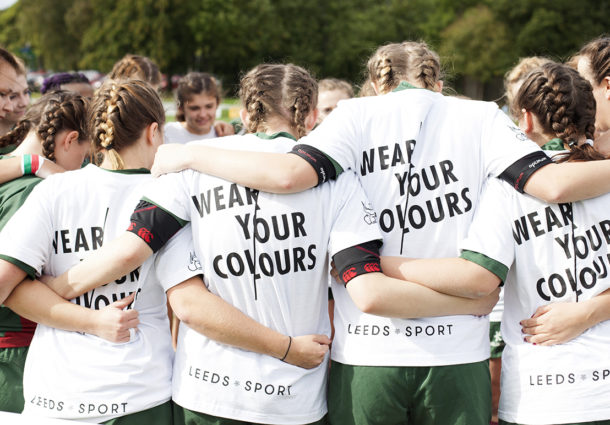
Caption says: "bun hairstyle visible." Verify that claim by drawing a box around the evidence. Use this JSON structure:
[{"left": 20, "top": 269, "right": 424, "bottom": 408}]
[
  {"left": 515, "top": 62, "right": 605, "bottom": 163},
  {"left": 90, "top": 79, "right": 164, "bottom": 169},
  {"left": 175, "top": 72, "right": 221, "bottom": 122},
  {"left": 0, "top": 91, "right": 89, "bottom": 160},
  {"left": 108, "top": 54, "right": 162, "bottom": 87},
  {"left": 367, "top": 41, "right": 441, "bottom": 94},
  {"left": 239, "top": 64, "right": 317, "bottom": 139},
  {"left": 578, "top": 36, "right": 610, "bottom": 85}
]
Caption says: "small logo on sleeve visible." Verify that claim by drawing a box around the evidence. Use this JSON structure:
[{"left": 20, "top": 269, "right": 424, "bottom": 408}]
[{"left": 362, "top": 202, "right": 377, "bottom": 225}]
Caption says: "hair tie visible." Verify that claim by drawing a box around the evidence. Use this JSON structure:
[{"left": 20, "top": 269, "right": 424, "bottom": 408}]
[
  {"left": 585, "top": 139, "right": 594, "bottom": 146},
  {"left": 567, "top": 140, "right": 577, "bottom": 148}
]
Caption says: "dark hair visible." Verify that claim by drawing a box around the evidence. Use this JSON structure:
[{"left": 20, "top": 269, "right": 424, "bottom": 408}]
[
  {"left": 367, "top": 41, "right": 442, "bottom": 94},
  {"left": 90, "top": 80, "right": 164, "bottom": 169},
  {"left": 175, "top": 72, "right": 221, "bottom": 122},
  {"left": 578, "top": 36, "right": 610, "bottom": 86},
  {"left": 41, "top": 73, "right": 91, "bottom": 94},
  {"left": 239, "top": 64, "right": 317, "bottom": 139},
  {"left": 0, "top": 47, "right": 24, "bottom": 74},
  {"left": 504, "top": 56, "right": 554, "bottom": 119},
  {"left": 516, "top": 62, "right": 604, "bottom": 163},
  {"left": 108, "top": 54, "right": 161, "bottom": 87},
  {"left": 0, "top": 91, "right": 89, "bottom": 160}
]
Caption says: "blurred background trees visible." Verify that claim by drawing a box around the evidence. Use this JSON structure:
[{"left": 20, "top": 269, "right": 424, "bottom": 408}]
[{"left": 0, "top": 0, "right": 607, "bottom": 99}]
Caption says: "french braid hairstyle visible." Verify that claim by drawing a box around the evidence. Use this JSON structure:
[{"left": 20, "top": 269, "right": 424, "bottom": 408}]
[
  {"left": 239, "top": 64, "right": 317, "bottom": 139},
  {"left": 366, "top": 41, "right": 442, "bottom": 94},
  {"left": 90, "top": 80, "right": 164, "bottom": 170},
  {"left": 515, "top": 62, "right": 605, "bottom": 163},
  {"left": 0, "top": 91, "right": 89, "bottom": 158},
  {"left": 504, "top": 56, "right": 554, "bottom": 119},
  {"left": 578, "top": 36, "right": 610, "bottom": 86},
  {"left": 175, "top": 72, "right": 221, "bottom": 122},
  {"left": 108, "top": 54, "right": 162, "bottom": 87}
]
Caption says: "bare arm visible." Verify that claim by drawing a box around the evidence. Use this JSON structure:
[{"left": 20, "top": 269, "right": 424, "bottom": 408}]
[
  {"left": 346, "top": 272, "right": 499, "bottom": 318},
  {"left": 0, "top": 259, "right": 26, "bottom": 304},
  {"left": 0, "top": 156, "right": 23, "bottom": 184},
  {"left": 151, "top": 144, "right": 318, "bottom": 193},
  {"left": 525, "top": 161, "right": 610, "bottom": 203},
  {"left": 47, "top": 232, "right": 152, "bottom": 299},
  {"left": 381, "top": 256, "right": 501, "bottom": 299},
  {"left": 521, "top": 288, "right": 610, "bottom": 346},
  {"left": 4, "top": 279, "right": 139, "bottom": 343},
  {"left": 167, "top": 277, "right": 330, "bottom": 369}
]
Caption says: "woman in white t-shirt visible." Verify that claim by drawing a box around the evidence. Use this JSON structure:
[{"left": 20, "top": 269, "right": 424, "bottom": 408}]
[
  {"left": 383, "top": 62, "right": 610, "bottom": 425},
  {"left": 164, "top": 72, "right": 234, "bottom": 144},
  {"left": 147, "top": 41, "right": 610, "bottom": 425}
]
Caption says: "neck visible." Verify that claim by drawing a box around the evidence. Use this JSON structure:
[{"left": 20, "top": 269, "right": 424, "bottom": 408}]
[
  {"left": 100, "top": 140, "right": 153, "bottom": 170},
  {"left": 13, "top": 131, "right": 44, "bottom": 156},
  {"left": 262, "top": 117, "right": 297, "bottom": 138}
]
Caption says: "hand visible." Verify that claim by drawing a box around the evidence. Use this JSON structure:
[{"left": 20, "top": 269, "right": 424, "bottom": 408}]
[
  {"left": 330, "top": 260, "right": 339, "bottom": 283},
  {"left": 521, "top": 302, "right": 590, "bottom": 346},
  {"left": 283, "top": 334, "right": 331, "bottom": 369},
  {"left": 471, "top": 287, "right": 500, "bottom": 316},
  {"left": 214, "top": 121, "right": 235, "bottom": 137},
  {"left": 35, "top": 160, "right": 65, "bottom": 178},
  {"left": 151, "top": 144, "right": 189, "bottom": 177},
  {"left": 91, "top": 292, "right": 139, "bottom": 343}
]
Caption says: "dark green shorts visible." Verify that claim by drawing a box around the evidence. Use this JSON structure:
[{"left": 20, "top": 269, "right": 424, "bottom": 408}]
[
  {"left": 489, "top": 321, "right": 505, "bottom": 359},
  {"left": 173, "top": 404, "right": 327, "bottom": 425},
  {"left": 103, "top": 400, "right": 173, "bottom": 425},
  {"left": 0, "top": 346, "right": 28, "bottom": 413},
  {"left": 500, "top": 420, "right": 610, "bottom": 425},
  {"left": 328, "top": 360, "right": 491, "bottom": 425}
]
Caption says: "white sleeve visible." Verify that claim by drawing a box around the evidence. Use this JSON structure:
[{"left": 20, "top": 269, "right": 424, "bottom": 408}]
[
  {"left": 460, "top": 178, "right": 515, "bottom": 271},
  {"left": 0, "top": 181, "right": 54, "bottom": 276},
  {"left": 298, "top": 100, "right": 360, "bottom": 172},
  {"left": 481, "top": 105, "right": 543, "bottom": 178},
  {"left": 328, "top": 171, "right": 383, "bottom": 256},
  {"left": 141, "top": 170, "right": 193, "bottom": 223},
  {"left": 154, "top": 225, "right": 202, "bottom": 292}
]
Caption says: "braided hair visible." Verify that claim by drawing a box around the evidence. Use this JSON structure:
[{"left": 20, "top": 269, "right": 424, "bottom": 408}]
[
  {"left": 239, "top": 64, "right": 317, "bottom": 139},
  {"left": 578, "top": 36, "right": 610, "bottom": 86},
  {"left": 109, "top": 54, "right": 161, "bottom": 87},
  {"left": 0, "top": 91, "right": 88, "bottom": 159},
  {"left": 90, "top": 80, "right": 164, "bottom": 169},
  {"left": 516, "top": 62, "right": 605, "bottom": 163},
  {"left": 367, "top": 41, "right": 442, "bottom": 94}
]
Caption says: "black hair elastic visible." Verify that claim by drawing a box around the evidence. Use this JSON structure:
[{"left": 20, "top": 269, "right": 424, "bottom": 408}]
[{"left": 280, "top": 336, "right": 292, "bottom": 362}]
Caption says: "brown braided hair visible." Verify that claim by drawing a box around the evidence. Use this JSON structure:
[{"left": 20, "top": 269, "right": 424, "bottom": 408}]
[
  {"left": 366, "top": 41, "right": 442, "bottom": 94},
  {"left": 578, "top": 36, "right": 610, "bottom": 86},
  {"left": 90, "top": 80, "right": 164, "bottom": 169},
  {"left": 175, "top": 72, "right": 221, "bottom": 122},
  {"left": 504, "top": 56, "right": 554, "bottom": 119},
  {"left": 108, "top": 54, "right": 161, "bottom": 87},
  {"left": 516, "top": 62, "right": 605, "bottom": 163},
  {"left": 0, "top": 91, "right": 88, "bottom": 159},
  {"left": 239, "top": 64, "right": 317, "bottom": 139}
]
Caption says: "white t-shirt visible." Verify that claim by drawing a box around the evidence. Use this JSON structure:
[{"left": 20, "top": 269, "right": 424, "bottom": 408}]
[
  {"left": 461, "top": 177, "right": 610, "bottom": 424},
  {"left": 164, "top": 121, "right": 217, "bottom": 144},
  {"left": 297, "top": 86, "right": 545, "bottom": 366},
  {"left": 0, "top": 165, "right": 200, "bottom": 423},
  {"left": 144, "top": 134, "right": 382, "bottom": 424}
]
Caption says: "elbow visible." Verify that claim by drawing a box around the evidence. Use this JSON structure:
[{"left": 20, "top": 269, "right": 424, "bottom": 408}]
[
  {"left": 351, "top": 290, "right": 385, "bottom": 315},
  {"left": 275, "top": 176, "right": 300, "bottom": 193},
  {"left": 538, "top": 186, "right": 568, "bottom": 204}
]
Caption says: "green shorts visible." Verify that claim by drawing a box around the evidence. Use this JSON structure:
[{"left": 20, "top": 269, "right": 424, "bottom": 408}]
[
  {"left": 0, "top": 346, "right": 29, "bottom": 413},
  {"left": 173, "top": 404, "right": 327, "bottom": 425},
  {"left": 489, "top": 321, "right": 505, "bottom": 359},
  {"left": 328, "top": 360, "right": 491, "bottom": 425},
  {"left": 500, "top": 420, "right": 610, "bottom": 425},
  {"left": 103, "top": 400, "right": 173, "bottom": 425}
]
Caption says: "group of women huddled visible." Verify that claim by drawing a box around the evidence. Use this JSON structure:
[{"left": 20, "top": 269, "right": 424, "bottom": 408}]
[{"left": 0, "top": 34, "right": 608, "bottom": 425}]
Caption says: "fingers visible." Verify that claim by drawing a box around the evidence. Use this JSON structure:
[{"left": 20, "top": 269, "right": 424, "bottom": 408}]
[
  {"left": 530, "top": 304, "right": 550, "bottom": 319},
  {"left": 313, "top": 334, "right": 331, "bottom": 345},
  {"left": 111, "top": 292, "right": 136, "bottom": 309}
]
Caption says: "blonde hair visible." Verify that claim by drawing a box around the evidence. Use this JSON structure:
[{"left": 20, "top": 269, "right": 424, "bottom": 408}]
[
  {"left": 366, "top": 41, "right": 441, "bottom": 94},
  {"left": 318, "top": 78, "right": 354, "bottom": 98},
  {"left": 109, "top": 54, "right": 161, "bottom": 87},
  {"left": 239, "top": 64, "right": 317, "bottom": 139}
]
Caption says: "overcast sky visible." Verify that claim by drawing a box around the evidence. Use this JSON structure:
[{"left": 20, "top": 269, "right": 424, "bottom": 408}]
[{"left": 0, "top": 0, "right": 16, "bottom": 10}]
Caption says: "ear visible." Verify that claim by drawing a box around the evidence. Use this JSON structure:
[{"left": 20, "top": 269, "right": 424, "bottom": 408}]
[
  {"left": 519, "top": 109, "right": 535, "bottom": 134},
  {"left": 435, "top": 80, "right": 444, "bottom": 93},
  {"left": 239, "top": 108, "right": 250, "bottom": 129},
  {"left": 58, "top": 130, "right": 80, "bottom": 151},
  {"left": 305, "top": 108, "right": 319, "bottom": 132},
  {"left": 146, "top": 122, "right": 159, "bottom": 145},
  {"left": 604, "top": 76, "right": 610, "bottom": 100}
]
